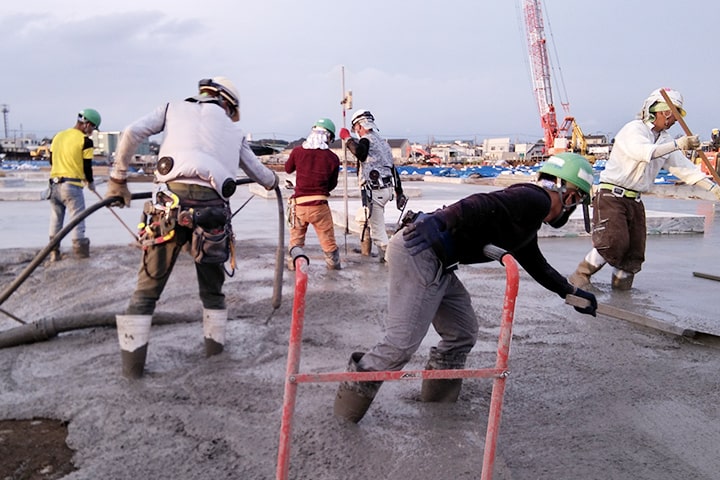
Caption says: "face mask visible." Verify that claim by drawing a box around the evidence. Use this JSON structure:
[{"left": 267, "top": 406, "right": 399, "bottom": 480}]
[{"left": 547, "top": 206, "right": 575, "bottom": 228}]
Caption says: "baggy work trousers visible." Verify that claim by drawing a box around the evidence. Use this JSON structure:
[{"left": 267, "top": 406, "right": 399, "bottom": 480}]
[
  {"left": 359, "top": 232, "right": 479, "bottom": 372},
  {"left": 355, "top": 186, "right": 392, "bottom": 249},
  {"left": 126, "top": 226, "right": 226, "bottom": 315},
  {"left": 289, "top": 203, "right": 338, "bottom": 253},
  {"left": 591, "top": 191, "right": 646, "bottom": 273}
]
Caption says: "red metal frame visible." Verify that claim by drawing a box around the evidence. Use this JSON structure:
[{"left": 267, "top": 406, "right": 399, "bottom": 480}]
[{"left": 276, "top": 252, "right": 520, "bottom": 480}]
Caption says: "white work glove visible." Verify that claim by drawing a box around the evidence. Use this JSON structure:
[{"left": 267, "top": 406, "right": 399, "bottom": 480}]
[{"left": 675, "top": 135, "right": 700, "bottom": 151}]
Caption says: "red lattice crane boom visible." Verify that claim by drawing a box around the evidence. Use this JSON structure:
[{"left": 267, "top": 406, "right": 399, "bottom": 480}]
[{"left": 522, "top": 0, "right": 572, "bottom": 155}]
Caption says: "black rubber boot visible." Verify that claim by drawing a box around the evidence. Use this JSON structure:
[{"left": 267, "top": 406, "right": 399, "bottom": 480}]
[
  {"left": 324, "top": 249, "right": 342, "bottom": 270},
  {"left": 334, "top": 352, "right": 382, "bottom": 423},
  {"left": 72, "top": 238, "right": 90, "bottom": 258},
  {"left": 420, "top": 347, "right": 468, "bottom": 403}
]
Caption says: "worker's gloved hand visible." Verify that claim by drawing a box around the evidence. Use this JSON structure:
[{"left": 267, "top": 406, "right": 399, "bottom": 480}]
[
  {"left": 105, "top": 177, "right": 131, "bottom": 208},
  {"left": 396, "top": 192, "right": 408, "bottom": 210},
  {"left": 710, "top": 183, "right": 720, "bottom": 201},
  {"left": 402, "top": 213, "right": 455, "bottom": 264},
  {"left": 571, "top": 287, "right": 597, "bottom": 317},
  {"left": 339, "top": 128, "right": 351, "bottom": 141},
  {"left": 86, "top": 181, "right": 96, "bottom": 193},
  {"left": 675, "top": 135, "right": 700, "bottom": 151},
  {"left": 266, "top": 171, "right": 279, "bottom": 191}
]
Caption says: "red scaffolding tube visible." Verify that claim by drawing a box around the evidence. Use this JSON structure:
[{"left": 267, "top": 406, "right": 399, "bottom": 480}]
[{"left": 276, "top": 244, "right": 520, "bottom": 480}]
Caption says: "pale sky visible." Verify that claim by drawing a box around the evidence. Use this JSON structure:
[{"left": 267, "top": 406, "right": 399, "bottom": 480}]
[{"left": 2, "top": 1, "right": 719, "bottom": 145}]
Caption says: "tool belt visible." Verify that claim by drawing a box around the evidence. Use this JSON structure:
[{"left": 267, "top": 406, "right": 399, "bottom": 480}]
[
  {"left": 138, "top": 183, "right": 233, "bottom": 265},
  {"left": 50, "top": 177, "right": 81, "bottom": 184},
  {"left": 364, "top": 168, "right": 394, "bottom": 190},
  {"left": 294, "top": 194, "right": 329, "bottom": 205},
  {"left": 599, "top": 183, "right": 641, "bottom": 200}
]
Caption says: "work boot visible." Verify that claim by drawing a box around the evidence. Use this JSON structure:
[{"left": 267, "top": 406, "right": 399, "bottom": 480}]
[
  {"left": 360, "top": 234, "right": 372, "bottom": 256},
  {"left": 420, "top": 347, "right": 468, "bottom": 403},
  {"left": 568, "top": 260, "right": 602, "bottom": 290},
  {"left": 324, "top": 249, "right": 342, "bottom": 270},
  {"left": 611, "top": 270, "right": 634, "bottom": 291},
  {"left": 116, "top": 314, "right": 152, "bottom": 379},
  {"left": 48, "top": 249, "right": 62, "bottom": 262},
  {"left": 378, "top": 246, "right": 387, "bottom": 264},
  {"left": 72, "top": 238, "right": 90, "bottom": 259},
  {"left": 334, "top": 352, "right": 382, "bottom": 423},
  {"left": 203, "top": 308, "right": 228, "bottom": 356},
  {"left": 286, "top": 254, "right": 295, "bottom": 271}
]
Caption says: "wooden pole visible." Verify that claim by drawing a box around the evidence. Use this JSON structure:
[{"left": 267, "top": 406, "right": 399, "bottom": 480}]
[
  {"left": 340, "top": 66, "right": 350, "bottom": 254},
  {"left": 658, "top": 89, "right": 720, "bottom": 185}
]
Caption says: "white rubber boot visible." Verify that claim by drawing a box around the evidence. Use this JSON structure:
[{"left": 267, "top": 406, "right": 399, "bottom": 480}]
[
  {"left": 569, "top": 249, "right": 606, "bottom": 289},
  {"left": 203, "top": 309, "right": 228, "bottom": 357},
  {"left": 116, "top": 315, "right": 152, "bottom": 379}
]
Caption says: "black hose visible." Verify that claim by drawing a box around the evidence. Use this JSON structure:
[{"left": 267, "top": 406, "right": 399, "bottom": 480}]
[
  {"left": 0, "top": 192, "right": 151, "bottom": 308},
  {"left": 0, "top": 179, "right": 286, "bottom": 346},
  {"left": 271, "top": 184, "right": 285, "bottom": 311}
]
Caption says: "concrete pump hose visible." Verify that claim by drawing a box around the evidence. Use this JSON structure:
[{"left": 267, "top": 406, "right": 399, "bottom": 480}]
[
  {"left": 271, "top": 183, "right": 285, "bottom": 310},
  {"left": 0, "top": 192, "right": 152, "bottom": 308},
  {"left": 0, "top": 312, "right": 198, "bottom": 349}
]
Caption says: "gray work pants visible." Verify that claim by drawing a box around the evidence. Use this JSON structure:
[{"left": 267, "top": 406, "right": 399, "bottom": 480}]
[{"left": 359, "top": 232, "right": 478, "bottom": 372}]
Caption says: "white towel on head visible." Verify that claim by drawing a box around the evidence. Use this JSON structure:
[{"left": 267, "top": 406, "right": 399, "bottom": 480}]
[{"left": 302, "top": 128, "right": 330, "bottom": 150}]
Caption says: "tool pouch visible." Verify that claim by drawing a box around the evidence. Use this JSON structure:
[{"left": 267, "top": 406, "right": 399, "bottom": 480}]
[
  {"left": 287, "top": 198, "right": 296, "bottom": 228},
  {"left": 189, "top": 205, "right": 232, "bottom": 264}
]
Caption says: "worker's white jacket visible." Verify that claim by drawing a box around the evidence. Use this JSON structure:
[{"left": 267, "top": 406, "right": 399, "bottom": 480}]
[
  {"left": 599, "top": 119, "right": 706, "bottom": 193},
  {"left": 113, "top": 100, "right": 276, "bottom": 199}
]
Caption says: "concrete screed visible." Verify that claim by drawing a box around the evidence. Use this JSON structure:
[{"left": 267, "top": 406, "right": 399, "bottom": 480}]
[{"left": 0, "top": 177, "right": 719, "bottom": 479}]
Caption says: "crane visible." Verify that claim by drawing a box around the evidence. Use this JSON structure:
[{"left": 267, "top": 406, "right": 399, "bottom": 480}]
[{"left": 521, "top": 0, "right": 573, "bottom": 156}]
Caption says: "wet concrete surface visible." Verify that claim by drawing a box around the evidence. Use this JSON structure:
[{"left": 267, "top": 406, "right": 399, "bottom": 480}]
[
  {"left": 1, "top": 179, "right": 720, "bottom": 479},
  {"left": 2, "top": 179, "right": 718, "bottom": 335}
]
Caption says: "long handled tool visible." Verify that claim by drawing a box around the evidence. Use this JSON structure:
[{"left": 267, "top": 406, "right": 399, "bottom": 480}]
[
  {"left": 90, "top": 186, "right": 139, "bottom": 242},
  {"left": 566, "top": 294, "right": 696, "bottom": 337},
  {"left": 659, "top": 89, "right": 720, "bottom": 185},
  {"left": 340, "top": 66, "right": 353, "bottom": 254}
]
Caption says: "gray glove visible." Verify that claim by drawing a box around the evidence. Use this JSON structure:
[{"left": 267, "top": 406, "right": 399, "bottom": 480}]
[
  {"left": 105, "top": 177, "right": 131, "bottom": 207},
  {"left": 675, "top": 135, "right": 700, "bottom": 151},
  {"left": 266, "top": 171, "right": 279, "bottom": 191},
  {"left": 86, "top": 181, "right": 96, "bottom": 192}
]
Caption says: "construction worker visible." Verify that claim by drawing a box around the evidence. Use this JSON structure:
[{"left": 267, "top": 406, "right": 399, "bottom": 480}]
[
  {"left": 569, "top": 87, "right": 720, "bottom": 291},
  {"left": 47, "top": 108, "right": 102, "bottom": 261},
  {"left": 105, "top": 76, "right": 279, "bottom": 378},
  {"left": 339, "top": 109, "right": 407, "bottom": 262},
  {"left": 285, "top": 118, "right": 342, "bottom": 270},
  {"left": 334, "top": 152, "right": 598, "bottom": 423}
]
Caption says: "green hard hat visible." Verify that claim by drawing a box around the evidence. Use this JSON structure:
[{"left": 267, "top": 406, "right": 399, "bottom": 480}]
[
  {"left": 537, "top": 152, "right": 594, "bottom": 195},
  {"left": 79, "top": 108, "right": 101, "bottom": 128},
  {"left": 314, "top": 118, "right": 336, "bottom": 136}
]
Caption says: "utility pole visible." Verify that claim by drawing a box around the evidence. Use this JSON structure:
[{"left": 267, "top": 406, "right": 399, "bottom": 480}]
[{"left": 1, "top": 104, "right": 9, "bottom": 139}]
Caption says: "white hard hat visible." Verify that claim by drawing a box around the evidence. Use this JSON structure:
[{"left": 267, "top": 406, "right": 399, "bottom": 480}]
[
  {"left": 199, "top": 76, "right": 241, "bottom": 121},
  {"left": 639, "top": 87, "right": 686, "bottom": 122},
  {"left": 351, "top": 109, "right": 378, "bottom": 131}
]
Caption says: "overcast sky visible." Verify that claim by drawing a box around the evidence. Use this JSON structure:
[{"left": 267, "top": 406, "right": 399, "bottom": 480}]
[{"left": 2, "top": 1, "right": 719, "bottom": 145}]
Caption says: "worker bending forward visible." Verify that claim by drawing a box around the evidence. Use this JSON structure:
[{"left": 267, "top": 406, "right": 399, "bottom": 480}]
[{"left": 334, "top": 153, "right": 598, "bottom": 423}]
